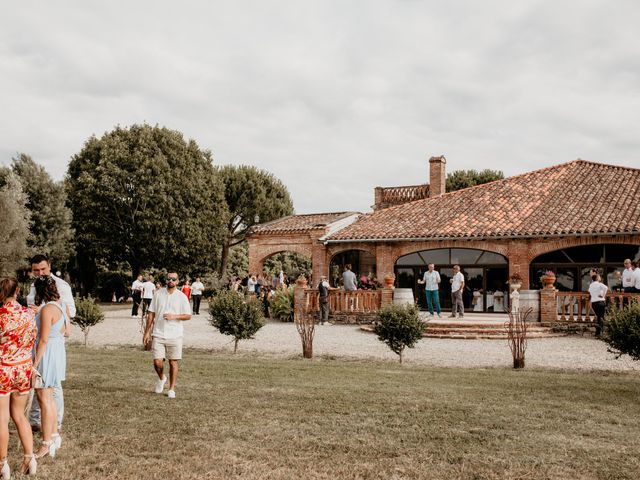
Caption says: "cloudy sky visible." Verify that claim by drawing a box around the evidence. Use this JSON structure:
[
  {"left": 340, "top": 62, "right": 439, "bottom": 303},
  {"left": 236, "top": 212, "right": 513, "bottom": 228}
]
[{"left": 1, "top": 1, "right": 639, "bottom": 213}]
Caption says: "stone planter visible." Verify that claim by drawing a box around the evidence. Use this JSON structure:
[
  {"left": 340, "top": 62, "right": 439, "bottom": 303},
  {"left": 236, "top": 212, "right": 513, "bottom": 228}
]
[
  {"left": 541, "top": 275, "right": 556, "bottom": 289},
  {"left": 383, "top": 274, "right": 395, "bottom": 289}
]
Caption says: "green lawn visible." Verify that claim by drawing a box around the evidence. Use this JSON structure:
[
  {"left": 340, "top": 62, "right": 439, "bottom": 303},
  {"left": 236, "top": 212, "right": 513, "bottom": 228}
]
[{"left": 13, "top": 346, "right": 640, "bottom": 479}]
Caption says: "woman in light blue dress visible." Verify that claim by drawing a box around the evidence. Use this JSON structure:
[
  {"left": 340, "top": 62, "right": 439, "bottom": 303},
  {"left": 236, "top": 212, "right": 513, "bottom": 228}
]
[{"left": 33, "top": 276, "right": 66, "bottom": 459}]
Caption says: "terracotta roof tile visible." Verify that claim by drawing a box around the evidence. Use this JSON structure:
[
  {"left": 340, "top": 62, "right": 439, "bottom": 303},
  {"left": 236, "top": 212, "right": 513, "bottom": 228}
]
[
  {"left": 251, "top": 212, "right": 358, "bottom": 235},
  {"left": 327, "top": 160, "right": 640, "bottom": 241}
]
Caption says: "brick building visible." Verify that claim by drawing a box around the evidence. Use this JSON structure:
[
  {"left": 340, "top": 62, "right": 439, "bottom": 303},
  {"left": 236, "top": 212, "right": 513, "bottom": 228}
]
[{"left": 248, "top": 157, "right": 640, "bottom": 313}]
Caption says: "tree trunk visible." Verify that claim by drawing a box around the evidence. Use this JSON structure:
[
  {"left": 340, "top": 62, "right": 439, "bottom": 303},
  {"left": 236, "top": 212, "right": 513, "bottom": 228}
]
[
  {"left": 399, "top": 348, "right": 404, "bottom": 364},
  {"left": 234, "top": 338, "right": 239, "bottom": 354},
  {"left": 219, "top": 241, "right": 230, "bottom": 278},
  {"left": 513, "top": 357, "right": 525, "bottom": 369},
  {"left": 84, "top": 330, "right": 89, "bottom": 347},
  {"left": 130, "top": 259, "right": 142, "bottom": 280},
  {"left": 302, "top": 342, "right": 313, "bottom": 359}
]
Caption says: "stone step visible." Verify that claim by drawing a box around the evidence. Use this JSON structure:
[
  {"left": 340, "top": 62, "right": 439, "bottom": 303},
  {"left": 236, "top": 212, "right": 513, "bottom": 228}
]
[
  {"left": 426, "top": 327, "right": 551, "bottom": 335},
  {"left": 360, "top": 324, "right": 564, "bottom": 340},
  {"left": 423, "top": 332, "right": 566, "bottom": 340}
]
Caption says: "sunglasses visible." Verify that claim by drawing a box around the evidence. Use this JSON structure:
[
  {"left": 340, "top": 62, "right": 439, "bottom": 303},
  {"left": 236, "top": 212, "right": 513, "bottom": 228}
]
[{"left": 166, "top": 277, "right": 178, "bottom": 281}]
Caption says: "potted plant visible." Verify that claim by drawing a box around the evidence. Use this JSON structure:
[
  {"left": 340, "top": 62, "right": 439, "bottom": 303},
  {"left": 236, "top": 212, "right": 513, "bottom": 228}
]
[
  {"left": 540, "top": 270, "right": 556, "bottom": 288},
  {"left": 383, "top": 273, "right": 396, "bottom": 289}
]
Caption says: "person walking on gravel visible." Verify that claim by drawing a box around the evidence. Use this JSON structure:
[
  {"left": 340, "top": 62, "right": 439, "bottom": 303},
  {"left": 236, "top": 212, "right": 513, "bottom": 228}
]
[{"left": 142, "top": 272, "right": 191, "bottom": 399}]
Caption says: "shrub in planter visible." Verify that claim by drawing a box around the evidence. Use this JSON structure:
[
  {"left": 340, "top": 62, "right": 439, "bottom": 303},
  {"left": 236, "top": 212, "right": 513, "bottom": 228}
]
[
  {"left": 374, "top": 303, "right": 426, "bottom": 363},
  {"left": 602, "top": 300, "right": 640, "bottom": 360},
  {"left": 270, "top": 286, "right": 294, "bottom": 322},
  {"left": 209, "top": 290, "right": 264, "bottom": 353},
  {"left": 72, "top": 296, "right": 105, "bottom": 346}
]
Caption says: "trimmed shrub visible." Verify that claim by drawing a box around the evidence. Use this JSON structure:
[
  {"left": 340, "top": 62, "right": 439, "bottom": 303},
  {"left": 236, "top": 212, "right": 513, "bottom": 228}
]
[
  {"left": 209, "top": 290, "right": 264, "bottom": 353},
  {"left": 603, "top": 300, "right": 640, "bottom": 360},
  {"left": 72, "top": 296, "right": 105, "bottom": 346},
  {"left": 374, "top": 303, "right": 426, "bottom": 363},
  {"left": 270, "top": 286, "right": 294, "bottom": 322}
]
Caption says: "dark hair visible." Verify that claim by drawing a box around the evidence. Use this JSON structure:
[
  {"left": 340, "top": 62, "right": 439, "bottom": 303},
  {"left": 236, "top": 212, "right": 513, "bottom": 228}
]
[
  {"left": 0, "top": 277, "right": 19, "bottom": 304},
  {"left": 30, "top": 254, "right": 50, "bottom": 266},
  {"left": 345, "top": 264, "right": 352, "bottom": 270},
  {"left": 34, "top": 276, "right": 60, "bottom": 305}
]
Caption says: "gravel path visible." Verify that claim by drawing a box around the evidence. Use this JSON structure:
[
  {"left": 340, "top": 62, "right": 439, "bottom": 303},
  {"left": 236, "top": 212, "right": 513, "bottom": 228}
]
[{"left": 69, "top": 306, "right": 640, "bottom": 372}]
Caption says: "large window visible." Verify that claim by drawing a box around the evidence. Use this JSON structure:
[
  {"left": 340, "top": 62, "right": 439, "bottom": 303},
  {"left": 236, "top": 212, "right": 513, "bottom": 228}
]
[
  {"left": 395, "top": 248, "right": 508, "bottom": 313},
  {"left": 530, "top": 244, "right": 640, "bottom": 291}
]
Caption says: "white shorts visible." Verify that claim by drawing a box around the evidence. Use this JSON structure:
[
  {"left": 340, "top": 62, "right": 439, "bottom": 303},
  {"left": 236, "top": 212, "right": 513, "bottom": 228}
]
[{"left": 152, "top": 337, "right": 183, "bottom": 360}]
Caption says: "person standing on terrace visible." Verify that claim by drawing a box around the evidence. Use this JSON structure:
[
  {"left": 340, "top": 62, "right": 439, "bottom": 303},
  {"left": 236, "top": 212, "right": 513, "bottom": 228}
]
[
  {"left": 622, "top": 259, "right": 636, "bottom": 293},
  {"left": 418, "top": 263, "right": 442, "bottom": 318},
  {"left": 449, "top": 265, "right": 465, "bottom": 318},
  {"left": 589, "top": 273, "right": 608, "bottom": 337},
  {"left": 342, "top": 264, "right": 357, "bottom": 292}
]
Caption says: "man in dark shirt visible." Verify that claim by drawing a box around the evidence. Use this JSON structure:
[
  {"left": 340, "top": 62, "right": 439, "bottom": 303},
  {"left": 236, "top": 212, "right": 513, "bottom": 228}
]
[{"left": 318, "top": 275, "right": 332, "bottom": 325}]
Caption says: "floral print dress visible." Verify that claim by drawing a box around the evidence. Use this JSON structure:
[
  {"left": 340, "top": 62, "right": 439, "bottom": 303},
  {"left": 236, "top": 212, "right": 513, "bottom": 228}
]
[{"left": 0, "top": 301, "right": 37, "bottom": 395}]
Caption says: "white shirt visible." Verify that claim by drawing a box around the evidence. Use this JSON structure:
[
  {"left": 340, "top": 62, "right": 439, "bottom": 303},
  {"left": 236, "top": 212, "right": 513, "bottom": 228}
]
[
  {"left": 141, "top": 281, "right": 155, "bottom": 299},
  {"left": 191, "top": 281, "right": 204, "bottom": 295},
  {"left": 622, "top": 268, "right": 635, "bottom": 288},
  {"left": 131, "top": 279, "right": 144, "bottom": 293},
  {"left": 27, "top": 273, "right": 76, "bottom": 318},
  {"left": 149, "top": 288, "right": 192, "bottom": 339},
  {"left": 634, "top": 269, "right": 640, "bottom": 289},
  {"left": 422, "top": 270, "right": 441, "bottom": 291},
  {"left": 451, "top": 272, "right": 464, "bottom": 293},
  {"left": 247, "top": 278, "right": 256, "bottom": 293},
  {"left": 589, "top": 281, "right": 608, "bottom": 303}
]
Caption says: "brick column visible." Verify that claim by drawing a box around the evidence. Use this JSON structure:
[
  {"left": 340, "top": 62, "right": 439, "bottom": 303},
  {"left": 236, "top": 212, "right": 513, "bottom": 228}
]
[
  {"left": 310, "top": 241, "right": 328, "bottom": 287},
  {"left": 376, "top": 243, "right": 396, "bottom": 282},
  {"left": 247, "top": 238, "right": 263, "bottom": 278},
  {"left": 381, "top": 287, "right": 394, "bottom": 307},
  {"left": 539, "top": 285, "right": 557, "bottom": 323},
  {"left": 507, "top": 240, "right": 530, "bottom": 289}
]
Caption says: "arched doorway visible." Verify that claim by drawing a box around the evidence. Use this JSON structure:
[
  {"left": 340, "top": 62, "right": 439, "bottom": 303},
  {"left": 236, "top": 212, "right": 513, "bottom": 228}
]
[
  {"left": 262, "top": 251, "right": 312, "bottom": 287},
  {"left": 395, "top": 248, "right": 509, "bottom": 312},
  {"left": 530, "top": 244, "right": 640, "bottom": 292},
  {"left": 329, "top": 250, "right": 377, "bottom": 288}
]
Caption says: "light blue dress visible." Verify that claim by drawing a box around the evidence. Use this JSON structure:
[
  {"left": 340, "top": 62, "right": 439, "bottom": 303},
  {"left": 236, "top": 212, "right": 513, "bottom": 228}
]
[{"left": 35, "top": 301, "right": 67, "bottom": 388}]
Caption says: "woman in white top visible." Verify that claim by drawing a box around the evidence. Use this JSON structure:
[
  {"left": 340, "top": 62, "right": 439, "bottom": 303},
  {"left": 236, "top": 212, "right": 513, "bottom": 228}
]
[
  {"left": 247, "top": 275, "right": 257, "bottom": 296},
  {"left": 588, "top": 273, "right": 608, "bottom": 337}
]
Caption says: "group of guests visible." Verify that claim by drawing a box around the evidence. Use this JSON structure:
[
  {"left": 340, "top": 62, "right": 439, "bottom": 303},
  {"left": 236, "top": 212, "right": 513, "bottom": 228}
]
[
  {"left": 132, "top": 275, "right": 205, "bottom": 317},
  {"left": 0, "top": 254, "right": 71, "bottom": 477}
]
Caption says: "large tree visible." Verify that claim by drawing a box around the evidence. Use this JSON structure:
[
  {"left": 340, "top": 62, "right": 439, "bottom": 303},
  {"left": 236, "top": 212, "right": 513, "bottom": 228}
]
[
  {"left": 66, "top": 124, "right": 228, "bottom": 285},
  {"left": 217, "top": 165, "right": 293, "bottom": 277},
  {"left": 446, "top": 169, "right": 504, "bottom": 192},
  {"left": 9, "top": 153, "right": 75, "bottom": 268},
  {"left": 0, "top": 171, "right": 31, "bottom": 276}
]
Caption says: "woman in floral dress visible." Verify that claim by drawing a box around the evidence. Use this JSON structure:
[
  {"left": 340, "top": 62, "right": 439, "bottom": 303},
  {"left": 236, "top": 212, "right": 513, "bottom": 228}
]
[{"left": 0, "top": 277, "right": 38, "bottom": 476}]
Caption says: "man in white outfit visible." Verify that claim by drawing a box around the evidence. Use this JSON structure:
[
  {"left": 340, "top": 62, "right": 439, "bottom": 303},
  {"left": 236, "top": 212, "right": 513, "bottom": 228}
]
[
  {"left": 27, "top": 254, "right": 75, "bottom": 442},
  {"left": 143, "top": 272, "right": 191, "bottom": 398},
  {"left": 622, "top": 259, "right": 635, "bottom": 293},
  {"left": 449, "top": 265, "right": 465, "bottom": 318}
]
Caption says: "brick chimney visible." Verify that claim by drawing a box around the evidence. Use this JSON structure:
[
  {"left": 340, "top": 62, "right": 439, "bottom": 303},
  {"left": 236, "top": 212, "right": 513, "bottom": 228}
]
[{"left": 429, "top": 155, "right": 446, "bottom": 197}]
